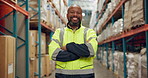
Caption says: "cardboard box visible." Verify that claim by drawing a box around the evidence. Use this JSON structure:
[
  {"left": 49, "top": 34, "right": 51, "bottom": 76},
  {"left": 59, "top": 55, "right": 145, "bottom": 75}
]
[
  {"left": 44, "top": 55, "right": 51, "bottom": 76},
  {"left": 34, "top": 56, "right": 46, "bottom": 78},
  {"left": 30, "top": 60, "right": 35, "bottom": 78},
  {"left": 41, "top": 33, "right": 46, "bottom": 54},
  {"left": 0, "top": 36, "right": 16, "bottom": 78},
  {"left": 5, "top": 12, "right": 26, "bottom": 78},
  {"left": 30, "top": 31, "right": 37, "bottom": 58},
  {"left": 30, "top": 30, "right": 46, "bottom": 55}
]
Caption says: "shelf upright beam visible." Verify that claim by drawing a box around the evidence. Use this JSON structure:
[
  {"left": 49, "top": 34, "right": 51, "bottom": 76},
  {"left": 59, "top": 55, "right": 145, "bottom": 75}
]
[
  {"left": 96, "top": 45, "right": 101, "bottom": 60},
  {"left": 101, "top": 44, "right": 105, "bottom": 62},
  {"left": 144, "top": 0, "right": 148, "bottom": 76},
  {"left": 111, "top": 41, "right": 115, "bottom": 72},
  {"left": 13, "top": 9, "right": 18, "bottom": 78},
  {"left": 146, "top": 30, "right": 148, "bottom": 76},
  {"left": 38, "top": 0, "right": 41, "bottom": 77},
  {"left": 121, "top": 3, "right": 127, "bottom": 78},
  {"left": 25, "top": 0, "right": 30, "bottom": 78},
  {"left": 111, "top": 16, "right": 115, "bottom": 72},
  {"left": 105, "top": 43, "right": 109, "bottom": 69},
  {"left": 122, "top": 38, "right": 127, "bottom": 78}
]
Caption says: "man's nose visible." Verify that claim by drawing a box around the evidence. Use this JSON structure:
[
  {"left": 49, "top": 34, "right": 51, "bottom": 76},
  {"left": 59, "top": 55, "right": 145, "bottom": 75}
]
[{"left": 73, "top": 12, "right": 78, "bottom": 16}]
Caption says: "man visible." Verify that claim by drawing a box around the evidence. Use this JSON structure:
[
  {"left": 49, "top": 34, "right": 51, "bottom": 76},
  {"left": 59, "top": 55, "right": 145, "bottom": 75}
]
[{"left": 48, "top": 4, "right": 98, "bottom": 78}]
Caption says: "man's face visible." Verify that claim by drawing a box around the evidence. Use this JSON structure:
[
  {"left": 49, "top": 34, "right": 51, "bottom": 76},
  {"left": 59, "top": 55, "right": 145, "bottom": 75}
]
[{"left": 67, "top": 6, "right": 82, "bottom": 26}]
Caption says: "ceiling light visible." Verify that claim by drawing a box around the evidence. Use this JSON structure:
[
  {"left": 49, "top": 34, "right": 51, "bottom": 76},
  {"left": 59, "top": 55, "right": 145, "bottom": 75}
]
[{"left": 82, "top": 13, "right": 85, "bottom": 16}]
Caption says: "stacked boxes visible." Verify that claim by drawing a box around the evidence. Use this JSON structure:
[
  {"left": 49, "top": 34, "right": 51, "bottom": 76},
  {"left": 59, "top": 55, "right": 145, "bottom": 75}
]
[
  {"left": 0, "top": 36, "right": 16, "bottom": 78},
  {"left": 29, "top": 30, "right": 53, "bottom": 77},
  {"left": 44, "top": 55, "right": 52, "bottom": 76},
  {"left": 34, "top": 56, "right": 46, "bottom": 78}
]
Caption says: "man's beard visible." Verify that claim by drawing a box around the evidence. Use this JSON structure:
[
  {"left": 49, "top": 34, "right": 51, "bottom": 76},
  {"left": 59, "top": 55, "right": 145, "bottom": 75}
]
[{"left": 67, "top": 17, "right": 81, "bottom": 27}]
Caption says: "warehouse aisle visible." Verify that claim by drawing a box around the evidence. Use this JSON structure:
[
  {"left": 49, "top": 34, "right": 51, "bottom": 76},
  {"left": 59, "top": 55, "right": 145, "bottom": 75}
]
[
  {"left": 94, "top": 59, "right": 116, "bottom": 78},
  {"left": 47, "top": 58, "right": 116, "bottom": 78}
]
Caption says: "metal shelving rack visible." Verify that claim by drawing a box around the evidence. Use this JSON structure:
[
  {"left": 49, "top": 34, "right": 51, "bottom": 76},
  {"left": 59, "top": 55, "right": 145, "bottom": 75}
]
[
  {"left": 0, "top": 0, "right": 67, "bottom": 78},
  {"left": 0, "top": 0, "right": 30, "bottom": 78},
  {"left": 96, "top": 0, "right": 148, "bottom": 78},
  {"left": 29, "top": 0, "right": 66, "bottom": 78}
]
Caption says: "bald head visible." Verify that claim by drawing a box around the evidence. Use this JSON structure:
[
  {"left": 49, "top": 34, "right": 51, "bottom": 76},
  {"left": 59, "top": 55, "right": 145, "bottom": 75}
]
[
  {"left": 67, "top": 4, "right": 82, "bottom": 13},
  {"left": 66, "top": 4, "right": 82, "bottom": 28}
]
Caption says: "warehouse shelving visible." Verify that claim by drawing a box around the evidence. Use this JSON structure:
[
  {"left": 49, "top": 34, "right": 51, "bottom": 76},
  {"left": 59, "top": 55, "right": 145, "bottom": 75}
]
[
  {"left": 97, "top": 0, "right": 126, "bottom": 33},
  {"left": 97, "top": 0, "right": 148, "bottom": 78},
  {"left": 0, "top": 0, "right": 29, "bottom": 16},
  {"left": 0, "top": 0, "right": 30, "bottom": 78},
  {"left": 96, "top": 0, "right": 109, "bottom": 23},
  {"left": 49, "top": 0, "right": 67, "bottom": 25},
  {"left": 29, "top": 0, "right": 67, "bottom": 78},
  {"left": 0, "top": 0, "right": 66, "bottom": 78}
]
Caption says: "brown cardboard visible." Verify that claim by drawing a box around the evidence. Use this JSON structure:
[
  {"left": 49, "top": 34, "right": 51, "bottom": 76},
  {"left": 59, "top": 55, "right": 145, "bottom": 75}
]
[
  {"left": 30, "top": 30, "right": 38, "bottom": 58},
  {"left": 34, "top": 56, "right": 46, "bottom": 78},
  {"left": 30, "top": 60, "right": 35, "bottom": 78},
  {"left": 5, "top": 13, "right": 26, "bottom": 78},
  {"left": 30, "top": 30, "right": 46, "bottom": 55},
  {"left": 41, "top": 33, "right": 46, "bottom": 54},
  {"left": 44, "top": 55, "right": 51, "bottom": 76},
  {"left": 0, "top": 36, "right": 16, "bottom": 78}
]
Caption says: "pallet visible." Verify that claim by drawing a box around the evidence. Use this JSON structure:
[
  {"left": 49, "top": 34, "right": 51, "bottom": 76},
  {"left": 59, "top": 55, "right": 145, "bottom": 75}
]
[
  {"left": 123, "top": 23, "right": 145, "bottom": 34},
  {"left": 41, "top": 19, "right": 47, "bottom": 25},
  {"left": 44, "top": 73, "right": 51, "bottom": 77},
  {"left": 131, "top": 24, "right": 144, "bottom": 29}
]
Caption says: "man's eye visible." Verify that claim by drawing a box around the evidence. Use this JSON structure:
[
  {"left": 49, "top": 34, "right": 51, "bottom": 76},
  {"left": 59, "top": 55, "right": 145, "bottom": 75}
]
[
  {"left": 70, "top": 11, "right": 75, "bottom": 13},
  {"left": 77, "top": 12, "right": 81, "bottom": 14}
]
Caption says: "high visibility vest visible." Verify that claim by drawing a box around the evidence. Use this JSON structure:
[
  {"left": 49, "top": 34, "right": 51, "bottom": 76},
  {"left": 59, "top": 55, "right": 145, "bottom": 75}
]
[{"left": 48, "top": 25, "right": 98, "bottom": 75}]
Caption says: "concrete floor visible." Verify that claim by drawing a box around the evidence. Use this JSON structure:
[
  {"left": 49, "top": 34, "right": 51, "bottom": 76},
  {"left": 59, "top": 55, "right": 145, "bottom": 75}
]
[{"left": 45, "top": 59, "right": 116, "bottom": 78}]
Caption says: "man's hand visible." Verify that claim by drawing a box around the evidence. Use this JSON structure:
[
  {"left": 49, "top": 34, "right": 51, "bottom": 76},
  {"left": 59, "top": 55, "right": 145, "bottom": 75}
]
[{"left": 61, "top": 46, "right": 67, "bottom": 50}]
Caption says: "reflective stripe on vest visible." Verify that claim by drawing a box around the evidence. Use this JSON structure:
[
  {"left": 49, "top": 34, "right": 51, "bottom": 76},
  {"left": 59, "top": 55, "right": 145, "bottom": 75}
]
[
  {"left": 60, "top": 28, "right": 64, "bottom": 47},
  {"left": 55, "top": 68, "right": 94, "bottom": 75},
  {"left": 60, "top": 27, "right": 89, "bottom": 47},
  {"left": 84, "top": 28, "right": 89, "bottom": 43}
]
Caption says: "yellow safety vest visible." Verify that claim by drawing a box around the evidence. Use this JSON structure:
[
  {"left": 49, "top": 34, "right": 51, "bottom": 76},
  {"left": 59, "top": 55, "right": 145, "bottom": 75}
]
[{"left": 48, "top": 25, "right": 98, "bottom": 75}]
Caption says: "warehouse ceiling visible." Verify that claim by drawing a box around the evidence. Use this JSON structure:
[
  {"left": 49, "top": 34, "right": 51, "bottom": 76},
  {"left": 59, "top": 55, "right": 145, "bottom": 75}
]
[{"left": 68, "top": 0, "right": 97, "bottom": 27}]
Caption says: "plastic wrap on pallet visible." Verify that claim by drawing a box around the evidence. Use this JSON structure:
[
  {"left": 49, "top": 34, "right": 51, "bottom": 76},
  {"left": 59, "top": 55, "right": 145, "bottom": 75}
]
[
  {"left": 112, "top": 18, "right": 123, "bottom": 36},
  {"left": 124, "top": 0, "right": 132, "bottom": 30},
  {"left": 41, "top": 0, "right": 48, "bottom": 22},
  {"left": 102, "top": 51, "right": 107, "bottom": 66},
  {"left": 97, "top": 0, "right": 106, "bottom": 12},
  {"left": 126, "top": 53, "right": 139, "bottom": 78},
  {"left": 131, "top": 0, "right": 145, "bottom": 27}
]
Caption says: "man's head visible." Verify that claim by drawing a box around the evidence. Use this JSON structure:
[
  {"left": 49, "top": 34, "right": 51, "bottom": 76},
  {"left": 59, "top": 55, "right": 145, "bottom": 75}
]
[{"left": 67, "top": 4, "right": 82, "bottom": 27}]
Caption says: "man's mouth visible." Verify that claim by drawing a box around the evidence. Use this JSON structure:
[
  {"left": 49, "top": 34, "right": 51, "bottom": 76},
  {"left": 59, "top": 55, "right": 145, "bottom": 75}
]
[
  {"left": 72, "top": 17, "right": 78, "bottom": 21},
  {"left": 71, "top": 17, "right": 79, "bottom": 22},
  {"left": 68, "top": 17, "right": 81, "bottom": 27}
]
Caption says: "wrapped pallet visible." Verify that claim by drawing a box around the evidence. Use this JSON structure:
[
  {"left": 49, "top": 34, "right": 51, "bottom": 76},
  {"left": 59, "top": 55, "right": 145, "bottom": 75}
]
[
  {"left": 131, "top": 0, "right": 145, "bottom": 27},
  {"left": 124, "top": 0, "right": 132, "bottom": 30}
]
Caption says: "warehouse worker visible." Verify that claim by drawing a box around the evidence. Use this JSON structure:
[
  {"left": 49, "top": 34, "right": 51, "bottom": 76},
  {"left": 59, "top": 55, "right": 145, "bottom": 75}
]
[{"left": 48, "top": 4, "right": 98, "bottom": 78}]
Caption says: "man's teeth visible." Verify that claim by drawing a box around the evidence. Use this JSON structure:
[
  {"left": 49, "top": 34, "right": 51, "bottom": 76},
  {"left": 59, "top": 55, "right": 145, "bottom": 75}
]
[{"left": 73, "top": 18, "right": 78, "bottom": 20}]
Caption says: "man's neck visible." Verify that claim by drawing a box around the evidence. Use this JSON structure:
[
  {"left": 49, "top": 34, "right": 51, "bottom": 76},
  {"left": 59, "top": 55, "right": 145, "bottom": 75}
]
[{"left": 68, "top": 25, "right": 79, "bottom": 30}]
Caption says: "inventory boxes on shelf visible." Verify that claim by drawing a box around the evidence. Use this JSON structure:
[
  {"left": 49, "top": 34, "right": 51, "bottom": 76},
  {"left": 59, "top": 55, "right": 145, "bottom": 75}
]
[
  {"left": 44, "top": 55, "right": 52, "bottom": 76},
  {"left": 30, "top": 60, "right": 35, "bottom": 78},
  {"left": 34, "top": 56, "right": 46, "bottom": 78},
  {"left": 0, "top": 36, "right": 16, "bottom": 78},
  {"left": 30, "top": 30, "right": 46, "bottom": 55}
]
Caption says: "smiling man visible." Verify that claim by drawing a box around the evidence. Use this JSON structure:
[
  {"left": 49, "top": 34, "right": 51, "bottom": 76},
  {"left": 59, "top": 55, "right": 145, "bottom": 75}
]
[{"left": 48, "top": 4, "right": 98, "bottom": 78}]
